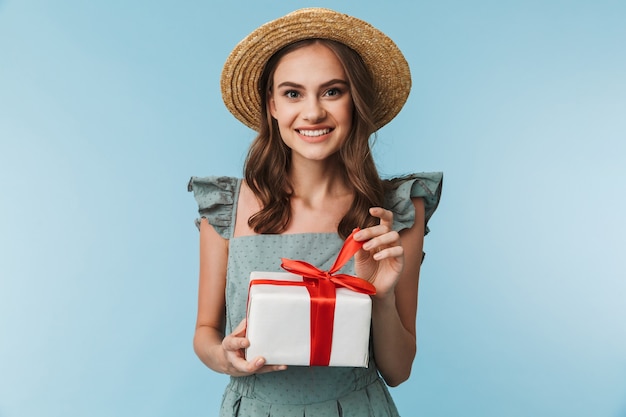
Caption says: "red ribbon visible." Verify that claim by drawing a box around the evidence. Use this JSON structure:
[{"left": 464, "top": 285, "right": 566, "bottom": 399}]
[{"left": 248, "top": 228, "right": 375, "bottom": 366}]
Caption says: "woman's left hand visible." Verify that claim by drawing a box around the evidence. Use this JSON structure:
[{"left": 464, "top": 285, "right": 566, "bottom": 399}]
[{"left": 353, "top": 207, "right": 404, "bottom": 298}]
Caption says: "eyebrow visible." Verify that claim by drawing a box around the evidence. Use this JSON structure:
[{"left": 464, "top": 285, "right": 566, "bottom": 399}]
[{"left": 275, "top": 79, "right": 349, "bottom": 89}]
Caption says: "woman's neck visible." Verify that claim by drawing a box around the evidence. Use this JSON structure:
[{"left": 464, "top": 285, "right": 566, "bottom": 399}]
[
  {"left": 288, "top": 154, "right": 351, "bottom": 204},
  {"left": 282, "top": 154, "right": 354, "bottom": 234}
]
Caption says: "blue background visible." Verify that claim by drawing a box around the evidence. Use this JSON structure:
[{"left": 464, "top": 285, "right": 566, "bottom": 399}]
[{"left": 1, "top": 1, "right": 625, "bottom": 416}]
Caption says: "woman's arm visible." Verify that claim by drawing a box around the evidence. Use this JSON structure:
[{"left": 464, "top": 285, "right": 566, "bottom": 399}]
[
  {"left": 193, "top": 218, "right": 230, "bottom": 372},
  {"left": 353, "top": 198, "right": 425, "bottom": 386},
  {"left": 193, "top": 218, "right": 286, "bottom": 375}
]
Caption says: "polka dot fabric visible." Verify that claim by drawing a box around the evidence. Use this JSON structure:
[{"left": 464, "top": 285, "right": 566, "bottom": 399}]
[{"left": 188, "top": 173, "right": 442, "bottom": 416}]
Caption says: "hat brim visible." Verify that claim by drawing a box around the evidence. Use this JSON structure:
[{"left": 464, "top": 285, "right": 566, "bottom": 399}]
[{"left": 220, "top": 8, "right": 411, "bottom": 132}]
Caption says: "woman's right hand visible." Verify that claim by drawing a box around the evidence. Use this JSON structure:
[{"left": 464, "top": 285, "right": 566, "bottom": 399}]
[{"left": 221, "top": 319, "right": 288, "bottom": 376}]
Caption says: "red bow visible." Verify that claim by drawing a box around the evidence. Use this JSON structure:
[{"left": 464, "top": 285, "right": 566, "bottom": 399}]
[{"left": 278, "top": 228, "right": 375, "bottom": 365}]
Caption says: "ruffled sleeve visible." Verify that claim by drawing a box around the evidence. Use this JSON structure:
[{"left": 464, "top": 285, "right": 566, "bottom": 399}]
[
  {"left": 187, "top": 176, "right": 240, "bottom": 239},
  {"left": 384, "top": 172, "right": 443, "bottom": 235}
]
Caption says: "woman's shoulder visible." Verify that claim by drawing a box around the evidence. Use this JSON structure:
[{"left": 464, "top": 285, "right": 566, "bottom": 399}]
[
  {"left": 383, "top": 172, "right": 443, "bottom": 234},
  {"left": 187, "top": 176, "right": 241, "bottom": 238}
]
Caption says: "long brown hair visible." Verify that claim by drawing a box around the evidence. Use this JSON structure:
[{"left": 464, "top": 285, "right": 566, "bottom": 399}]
[{"left": 244, "top": 39, "right": 385, "bottom": 239}]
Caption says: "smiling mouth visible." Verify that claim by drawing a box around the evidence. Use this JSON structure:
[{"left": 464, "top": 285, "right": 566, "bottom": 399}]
[{"left": 297, "top": 128, "right": 332, "bottom": 137}]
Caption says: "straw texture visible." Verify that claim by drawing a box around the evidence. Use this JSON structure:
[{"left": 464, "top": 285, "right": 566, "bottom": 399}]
[{"left": 221, "top": 8, "right": 412, "bottom": 132}]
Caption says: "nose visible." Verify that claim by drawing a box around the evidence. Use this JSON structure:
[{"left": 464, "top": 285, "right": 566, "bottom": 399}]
[{"left": 302, "top": 97, "right": 326, "bottom": 122}]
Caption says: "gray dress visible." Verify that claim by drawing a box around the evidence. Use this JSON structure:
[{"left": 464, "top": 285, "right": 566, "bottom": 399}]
[{"left": 188, "top": 173, "right": 443, "bottom": 417}]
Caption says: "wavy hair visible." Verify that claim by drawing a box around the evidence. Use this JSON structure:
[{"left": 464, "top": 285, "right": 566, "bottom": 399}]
[{"left": 244, "top": 39, "right": 385, "bottom": 239}]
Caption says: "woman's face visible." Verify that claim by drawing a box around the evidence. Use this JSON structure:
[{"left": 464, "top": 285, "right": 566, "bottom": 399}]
[{"left": 269, "top": 43, "right": 354, "bottom": 164}]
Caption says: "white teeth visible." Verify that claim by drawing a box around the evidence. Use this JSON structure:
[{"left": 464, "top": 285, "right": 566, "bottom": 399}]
[{"left": 298, "top": 128, "right": 330, "bottom": 137}]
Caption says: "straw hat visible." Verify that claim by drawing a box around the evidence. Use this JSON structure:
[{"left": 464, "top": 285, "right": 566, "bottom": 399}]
[{"left": 220, "top": 7, "right": 412, "bottom": 132}]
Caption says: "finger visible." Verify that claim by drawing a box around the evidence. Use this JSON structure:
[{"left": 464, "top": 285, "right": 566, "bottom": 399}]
[
  {"left": 222, "top": 333, "right": 249, "bottom": 352},
  {"left": 353, "top": 224, "right": 390, "bottom": 242},
  {"left": 372, "top": 245, "right": 404, "bottom": 261},
  {"left": 369, "top": 207, "right": 394, "bottom": 226},
  {"left": 222, "top": 319, "right": 249, "bottom": 351},
  {"left": 362, "top": 230, "right": 400, "bottom": 251},
  {"left": 227, "top": 353, "right": 258, "bottom": 374},
  {"left": 235, "top": 356, "right": 287, "bottom": 374},
  {"left": 245, "top": 355, "right": 268, "bottom": 372},
  {"left": 256, "top": 364, "right": 288, "bottom": 374}
]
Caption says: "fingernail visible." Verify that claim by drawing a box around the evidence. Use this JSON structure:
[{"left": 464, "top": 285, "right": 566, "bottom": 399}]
[{"left": 255, "top": 358, "right": 265, "bottom": 367}]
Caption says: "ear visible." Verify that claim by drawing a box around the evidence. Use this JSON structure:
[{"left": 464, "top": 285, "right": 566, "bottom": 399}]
[{"left": 268, "top": 95, "right": 277, "bottom": 119}]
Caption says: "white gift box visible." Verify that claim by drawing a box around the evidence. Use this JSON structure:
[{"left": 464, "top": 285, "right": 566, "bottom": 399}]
[{"left": 245, "top": 271, "right": 372, "bottom": 367}]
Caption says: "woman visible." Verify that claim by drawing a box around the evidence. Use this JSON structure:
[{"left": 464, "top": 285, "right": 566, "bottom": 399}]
[{"left": 189, "top": 8, "right": 442, "bottom": 416}]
